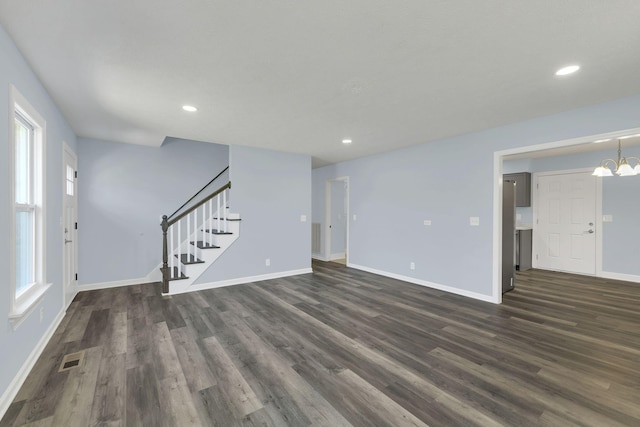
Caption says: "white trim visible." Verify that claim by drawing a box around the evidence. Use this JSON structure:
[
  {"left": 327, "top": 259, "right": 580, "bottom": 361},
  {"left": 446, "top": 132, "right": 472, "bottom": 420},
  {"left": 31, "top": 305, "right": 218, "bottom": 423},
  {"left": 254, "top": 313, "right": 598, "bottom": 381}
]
[
  {"left": 145, "top": 265, "right": 163, "bottom": 283},
  {"left": 0, "top": 306, "right": 65, "bottom": 420},
  {"left": 324, "top": 176, "right": 350, "bottom": 263},
  {"left": 8, "top": 283, "right": 53, "bottom": 330},
  {"left": 492, "top": 126, "right": 640, "bottom": 304},
  {"left": 599, "top": 271, "right": 640, "bottom": 284},
  {"left": 348, "top": 263, "right": 498, "bottom": 304},
  {"left": 531, "top": 168, "right": 601, "bottom": 275},
  {"left": 312, "top": 254, "right": 329, "bottom": 261},
  {"left": 492, "top": 151, "right": 504, "bottom": 304},
  {"left": 77, "top": 277, "right": 151, "bottom": 291},
  {"left": 329, "top": 252, "right": 346, "bottom": 261},
  {"left": 166, "top": 268, "right": 313, "bottom": 295}
]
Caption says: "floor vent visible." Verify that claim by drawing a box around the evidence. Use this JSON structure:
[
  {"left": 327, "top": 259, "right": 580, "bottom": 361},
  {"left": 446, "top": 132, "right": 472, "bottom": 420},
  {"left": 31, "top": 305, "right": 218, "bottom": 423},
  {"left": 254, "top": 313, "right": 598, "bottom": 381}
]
[{"left": 58, "top": 350, "right": 85, "bottom": 373}]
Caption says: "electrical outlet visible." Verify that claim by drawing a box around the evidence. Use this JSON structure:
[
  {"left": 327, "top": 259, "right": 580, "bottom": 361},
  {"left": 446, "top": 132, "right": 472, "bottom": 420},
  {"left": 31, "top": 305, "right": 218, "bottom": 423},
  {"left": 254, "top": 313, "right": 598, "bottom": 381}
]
[
  {"left": 40, "top": 307, "right": 44, "bottom": 323},
  {"left": 603, "top": 215, "right": 613, "bottom": 222},
  {"left": 423, "top": 220, "right": 431, "bottom": 226},
  {"left": 410, "top": 262, "right": 415, "bottom": 270},
  {"left": 300, "top": 214, "right": 307, "bottom": 222},
  {"left": 470, "top": 217, "right": 480, "bottom": 226},
  {"left": 265, "top": 258, "right": 271, "bottom": 267}
]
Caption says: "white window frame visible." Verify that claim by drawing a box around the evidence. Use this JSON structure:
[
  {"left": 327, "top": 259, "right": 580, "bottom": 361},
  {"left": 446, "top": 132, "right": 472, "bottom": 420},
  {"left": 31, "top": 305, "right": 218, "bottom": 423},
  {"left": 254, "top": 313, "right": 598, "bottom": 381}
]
[{"left": 9, "top": 85, "right": 50, "bottom": 328}]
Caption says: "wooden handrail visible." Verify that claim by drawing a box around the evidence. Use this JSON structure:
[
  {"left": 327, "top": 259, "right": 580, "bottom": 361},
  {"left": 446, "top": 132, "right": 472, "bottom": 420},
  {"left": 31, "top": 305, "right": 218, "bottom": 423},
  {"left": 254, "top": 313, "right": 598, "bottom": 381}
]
[
  {"left": 167, "top": 166, "right": 229, "bottom": 221},
  {"left": 166, "top": 181, "right": 231, "bottom": 227}
]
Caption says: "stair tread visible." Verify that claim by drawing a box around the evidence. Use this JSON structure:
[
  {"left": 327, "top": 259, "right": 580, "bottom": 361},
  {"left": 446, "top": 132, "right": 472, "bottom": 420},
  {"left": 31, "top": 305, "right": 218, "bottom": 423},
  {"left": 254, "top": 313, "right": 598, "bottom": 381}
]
[
  {"left": 191, "top": 240, "right": 220, "bottom": 249},
  {"left": 168, "top": 266, "right": 189, "bottom": 281},
  {"left": 175, "top": 253, "right": 205, "bottom": 264},
  {"left": 212, "top": 217, "right": 242, "bottom": 221},
  {"left": 203, "top": 229, "right": 233, "bottom": 235}
]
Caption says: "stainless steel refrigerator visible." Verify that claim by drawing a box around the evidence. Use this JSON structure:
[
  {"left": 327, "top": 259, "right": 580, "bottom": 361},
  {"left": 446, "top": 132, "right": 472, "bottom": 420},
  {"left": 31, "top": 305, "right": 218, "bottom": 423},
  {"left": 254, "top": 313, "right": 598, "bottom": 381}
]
[{"left": 502, "top": 180, "right": 516, "bottom": 293}]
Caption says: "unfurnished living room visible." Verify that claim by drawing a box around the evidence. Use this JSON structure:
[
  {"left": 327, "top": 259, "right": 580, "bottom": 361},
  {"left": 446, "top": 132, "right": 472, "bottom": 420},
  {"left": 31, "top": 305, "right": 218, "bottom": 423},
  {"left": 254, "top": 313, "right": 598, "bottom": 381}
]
[{"left": 1, "top": 2, "right": 639, "bottom": 426}]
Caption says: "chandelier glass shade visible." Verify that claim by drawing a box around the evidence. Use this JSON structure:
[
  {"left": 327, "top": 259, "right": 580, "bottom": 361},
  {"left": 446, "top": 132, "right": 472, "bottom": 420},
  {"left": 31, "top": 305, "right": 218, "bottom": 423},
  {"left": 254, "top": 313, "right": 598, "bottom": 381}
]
[{"left": 592, "top": 140, "right": 640, "bottom": 177}]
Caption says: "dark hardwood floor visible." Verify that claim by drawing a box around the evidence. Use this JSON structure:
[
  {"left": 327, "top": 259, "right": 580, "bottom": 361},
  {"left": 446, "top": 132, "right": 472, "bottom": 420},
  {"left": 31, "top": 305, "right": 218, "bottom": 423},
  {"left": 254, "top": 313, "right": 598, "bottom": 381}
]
[{"left": 2, "top": 261, "right": 639, "bottom": 426}]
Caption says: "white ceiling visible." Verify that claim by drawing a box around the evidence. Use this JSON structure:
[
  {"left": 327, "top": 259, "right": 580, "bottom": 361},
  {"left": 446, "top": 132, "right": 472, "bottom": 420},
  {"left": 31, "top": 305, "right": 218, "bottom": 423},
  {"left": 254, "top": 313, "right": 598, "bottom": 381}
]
[{"left": 2, "top": 1, "right": 640, "bottom": 167}]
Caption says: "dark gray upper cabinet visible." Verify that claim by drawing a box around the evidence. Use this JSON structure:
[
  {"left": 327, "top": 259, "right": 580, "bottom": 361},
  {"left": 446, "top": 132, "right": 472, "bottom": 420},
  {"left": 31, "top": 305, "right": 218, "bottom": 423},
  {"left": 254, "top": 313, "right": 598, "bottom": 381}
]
[{"left": 504, "top": 172, "right": 531, "bottom": 207}]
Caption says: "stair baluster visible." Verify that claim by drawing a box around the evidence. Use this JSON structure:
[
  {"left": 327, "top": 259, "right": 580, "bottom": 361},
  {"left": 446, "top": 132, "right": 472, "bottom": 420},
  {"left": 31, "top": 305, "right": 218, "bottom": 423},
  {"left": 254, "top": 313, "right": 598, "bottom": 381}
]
[{"left": 160, "top": 180, "right": 232, "bottom": 292}]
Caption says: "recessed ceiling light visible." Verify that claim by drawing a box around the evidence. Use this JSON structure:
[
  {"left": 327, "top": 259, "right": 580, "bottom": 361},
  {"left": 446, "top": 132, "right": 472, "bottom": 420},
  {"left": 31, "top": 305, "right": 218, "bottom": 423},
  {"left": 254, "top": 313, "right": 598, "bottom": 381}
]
[
  {"left": 593, "top": 139, "right": 611, "bottom": 143},
  {"left": 555, "top": 65, "right": 580, "bottom": 76},
  {"left": 182, "top": 105, "right": 198, "bottom": 112},
  {"left": 342, "top": 139, "right": 352, "bottom": 144}
]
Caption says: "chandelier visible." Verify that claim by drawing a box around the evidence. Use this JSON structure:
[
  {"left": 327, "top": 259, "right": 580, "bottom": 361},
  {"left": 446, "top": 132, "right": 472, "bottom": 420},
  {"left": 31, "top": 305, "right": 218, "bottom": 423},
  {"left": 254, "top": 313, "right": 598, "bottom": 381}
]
[{"left": 592, "top": 139, "right": 640, "bottom": 177}]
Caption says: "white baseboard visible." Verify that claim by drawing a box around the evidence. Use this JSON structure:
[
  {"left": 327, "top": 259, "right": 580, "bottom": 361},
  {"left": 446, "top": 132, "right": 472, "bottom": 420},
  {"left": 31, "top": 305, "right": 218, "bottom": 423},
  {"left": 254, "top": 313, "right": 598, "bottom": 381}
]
[
  {"left": 599, "top": 271, "right": 640, "bottom": 284},
  {"left": 167, "top": 268, "right": 313, "bottom": 295},
  {"left": 347, "top": 263, "right": 499, "bottom": 304},
  {"left": 329, "top": 252, "right": 346, "bottom": 261},
  {"left": 145, "top": 265, "right": 162, "bottom": 283},
  {"left": 312, "top": 254, "right": 329, "bottom": 261},
  {"left": 0, "top": 307, "right": 66, "bottom": 420},
  {"left": 77, "top": 276, "right": 152, "bottom": 292}
]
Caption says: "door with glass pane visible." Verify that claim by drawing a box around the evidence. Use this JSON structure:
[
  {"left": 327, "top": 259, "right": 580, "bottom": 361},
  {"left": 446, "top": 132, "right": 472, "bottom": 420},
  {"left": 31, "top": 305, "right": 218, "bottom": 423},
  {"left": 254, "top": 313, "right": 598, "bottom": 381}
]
[{"left": 63, "top": 144, "right": 78, "bottom": 306}]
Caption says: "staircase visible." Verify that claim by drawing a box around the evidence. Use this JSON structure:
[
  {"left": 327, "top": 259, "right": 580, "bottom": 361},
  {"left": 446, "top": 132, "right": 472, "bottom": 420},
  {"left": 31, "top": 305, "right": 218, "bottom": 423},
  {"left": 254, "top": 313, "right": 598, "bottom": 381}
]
[{"left": 160, "top": 170, "right": 241, "bottom": 294}]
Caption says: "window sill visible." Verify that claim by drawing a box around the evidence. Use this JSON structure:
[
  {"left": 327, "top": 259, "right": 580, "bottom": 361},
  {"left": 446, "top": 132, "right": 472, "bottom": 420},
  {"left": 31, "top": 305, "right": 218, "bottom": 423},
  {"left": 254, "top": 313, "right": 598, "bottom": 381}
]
[{"left": 9, "top": 282, "right": 52, "bottom": 330}]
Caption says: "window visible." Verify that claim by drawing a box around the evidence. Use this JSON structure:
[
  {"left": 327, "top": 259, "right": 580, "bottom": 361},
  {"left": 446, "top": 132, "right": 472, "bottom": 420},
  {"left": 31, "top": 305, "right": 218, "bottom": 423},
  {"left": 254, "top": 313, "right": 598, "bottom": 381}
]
[
  {"left": 66, "top": 165, "right": 74, "bottom": 196},
  {"left": 9, "top": 85, "right": 49, "bottom": 327}
]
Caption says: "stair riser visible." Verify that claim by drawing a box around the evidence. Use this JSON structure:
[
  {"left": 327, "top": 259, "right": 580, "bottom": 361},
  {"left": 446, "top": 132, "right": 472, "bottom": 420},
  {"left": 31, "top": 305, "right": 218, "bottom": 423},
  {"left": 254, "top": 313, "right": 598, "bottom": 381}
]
[{"left": 165, "top": 214, "right": 240, "bottom": 294}]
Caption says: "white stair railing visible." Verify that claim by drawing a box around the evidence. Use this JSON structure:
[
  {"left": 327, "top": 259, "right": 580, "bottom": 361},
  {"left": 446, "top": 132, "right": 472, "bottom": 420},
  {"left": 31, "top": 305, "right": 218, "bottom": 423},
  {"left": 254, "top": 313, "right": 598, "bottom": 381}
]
[{"left": 161, "top": 182, "right": 231, "bottom": 293}]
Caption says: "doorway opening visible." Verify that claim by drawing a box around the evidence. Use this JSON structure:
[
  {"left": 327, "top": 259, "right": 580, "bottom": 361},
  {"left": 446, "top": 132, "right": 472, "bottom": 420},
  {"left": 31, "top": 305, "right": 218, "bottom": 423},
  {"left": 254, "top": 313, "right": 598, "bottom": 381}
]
[
  {"left": 493, "top": 127, "right": 640, "bottom": 303},
  {"left": 325, "top": 177, "right": 349, "bottom": 265}
]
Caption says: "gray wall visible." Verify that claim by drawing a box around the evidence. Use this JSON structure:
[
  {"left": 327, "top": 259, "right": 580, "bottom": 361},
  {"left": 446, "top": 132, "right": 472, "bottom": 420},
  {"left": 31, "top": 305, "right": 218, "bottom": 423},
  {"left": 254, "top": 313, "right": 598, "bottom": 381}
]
[
  {"left": 313, "top": 94, "right": 640, "bottom": 298},
  {"left": 0, "top": 24, "right": 78, "bottom": 400},
  {"left": 195, "top": 145, "right": 312, "bottom": 284},
  {"left": 77, "top": 137, "right": 229, "bottom": 284}
]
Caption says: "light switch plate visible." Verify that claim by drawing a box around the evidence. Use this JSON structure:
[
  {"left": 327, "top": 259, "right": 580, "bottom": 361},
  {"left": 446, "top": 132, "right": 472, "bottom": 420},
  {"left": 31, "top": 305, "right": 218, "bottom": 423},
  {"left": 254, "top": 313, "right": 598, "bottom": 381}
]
[
  {"left": 300, "top": 214, "right": 307, "bottom": 222},
  {"left": 353, "top": 214, "right": 357, "bottom": 221},
  {"left": 470, "top": 217, "right": 480, "bottom": 226},
  {"left": 423, "top": 220, "right": 431, "bottom": 226},
  {"left": 603, "top": 215, "right": 613, "bottom": 222},
  {"left": 516, "top": 213, "right": 522, "bottom": 221}
]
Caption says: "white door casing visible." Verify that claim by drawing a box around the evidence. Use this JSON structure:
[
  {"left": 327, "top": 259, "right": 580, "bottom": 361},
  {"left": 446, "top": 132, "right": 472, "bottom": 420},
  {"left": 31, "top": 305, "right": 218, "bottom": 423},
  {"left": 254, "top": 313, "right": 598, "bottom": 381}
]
[
  {"left": 534, "top": 170, "right": 597, "bottom": 275},
  {"left": 62, "top": 143, "right": 78, "bottom": 307},
  {"left": 330, "top": 181, "right": 347, "bottom": 258},
  {"left": 324, "top": 177, "right": 349, "bottom": 262}
]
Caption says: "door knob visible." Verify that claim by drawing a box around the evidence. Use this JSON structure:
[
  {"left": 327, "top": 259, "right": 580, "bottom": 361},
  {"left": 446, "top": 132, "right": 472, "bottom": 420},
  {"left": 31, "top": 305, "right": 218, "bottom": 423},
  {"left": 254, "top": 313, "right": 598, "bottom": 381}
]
[{"left": 585, "top": 230, "right": 594, "bottom": 234}]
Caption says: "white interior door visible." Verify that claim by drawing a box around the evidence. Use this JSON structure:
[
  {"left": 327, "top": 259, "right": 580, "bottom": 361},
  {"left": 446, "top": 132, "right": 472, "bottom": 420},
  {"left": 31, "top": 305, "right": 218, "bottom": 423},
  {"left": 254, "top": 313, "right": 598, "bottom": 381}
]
[
  {"left": 535, "top": 171, "right": 596, "bottom": 275},
  {"left": 63, "top": 145, "right": 78, "bottom": 306}
]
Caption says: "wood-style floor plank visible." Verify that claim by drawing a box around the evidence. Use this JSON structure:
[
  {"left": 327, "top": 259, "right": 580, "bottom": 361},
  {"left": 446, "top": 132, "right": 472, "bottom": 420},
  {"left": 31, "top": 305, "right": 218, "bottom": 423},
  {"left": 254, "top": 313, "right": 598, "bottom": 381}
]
[{"left": 2, "top": 262, "right": 640, "bottom": 426}]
